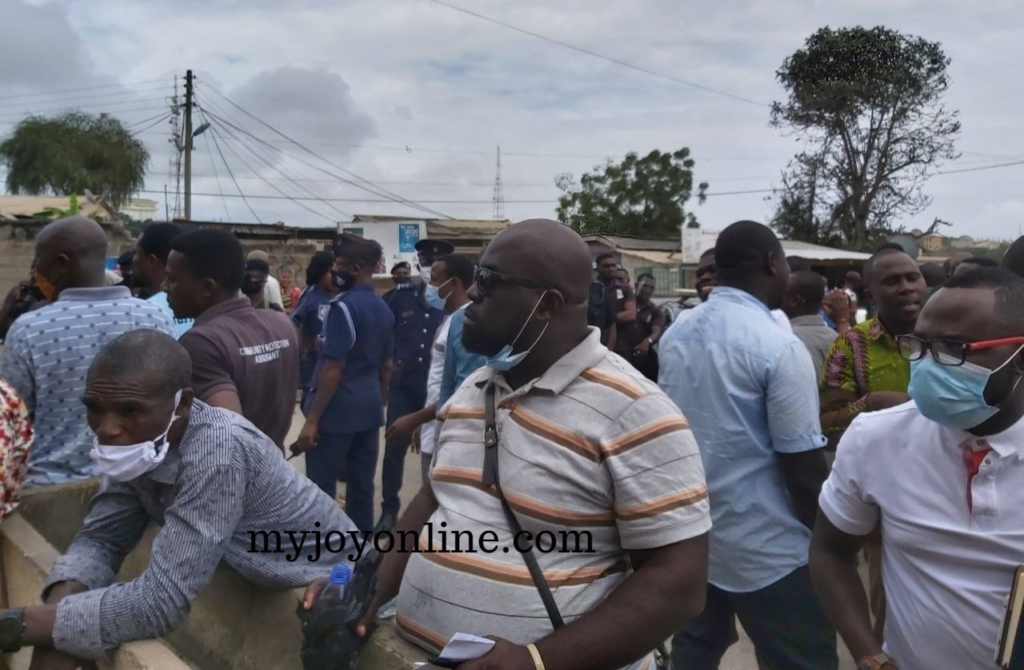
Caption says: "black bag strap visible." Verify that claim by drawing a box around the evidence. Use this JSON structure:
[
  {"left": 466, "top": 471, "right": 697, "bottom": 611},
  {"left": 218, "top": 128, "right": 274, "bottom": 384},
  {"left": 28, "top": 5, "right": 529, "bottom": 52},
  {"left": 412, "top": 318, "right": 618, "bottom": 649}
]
[
  {"left": 482, "top": 381, "right": 673, "bottom": 668},
  {"left": 483, "top": 382, "right": 565, "bottom": 629}
]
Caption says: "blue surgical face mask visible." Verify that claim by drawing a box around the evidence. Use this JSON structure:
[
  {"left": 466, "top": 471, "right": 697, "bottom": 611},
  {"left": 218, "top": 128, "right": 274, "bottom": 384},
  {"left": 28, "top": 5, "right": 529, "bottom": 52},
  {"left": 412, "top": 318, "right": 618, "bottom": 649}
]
[
  {"left": 425, "top": 278, "right": 453, "bottom": 310},
  {"left": 486, "top": 292, "right": 549, "bottom": 372},
  {"left": 908, "top": 346, "right": 1024, "bottom": 430}
]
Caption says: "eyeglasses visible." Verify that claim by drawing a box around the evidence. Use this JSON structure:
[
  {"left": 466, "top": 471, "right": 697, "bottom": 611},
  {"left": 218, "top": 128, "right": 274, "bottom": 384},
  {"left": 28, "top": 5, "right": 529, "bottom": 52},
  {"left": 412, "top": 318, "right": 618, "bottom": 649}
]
[
  {"left": 472, "top": 267, "right": 551, "bottom": 298},
  {"left": 896, "top": 335, "right": 1024, "bottom": 367}
]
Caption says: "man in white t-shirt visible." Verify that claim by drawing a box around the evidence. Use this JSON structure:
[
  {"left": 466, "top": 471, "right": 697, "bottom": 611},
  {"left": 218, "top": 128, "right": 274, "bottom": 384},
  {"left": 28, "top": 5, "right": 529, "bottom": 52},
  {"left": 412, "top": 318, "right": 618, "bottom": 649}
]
[
  {"left": 383, "top": 255, "right": 476, "bottom": 486},
  {"left": 247, "top": 250, "right": 284, "bottom": 311},
  {"left": 132, "top": 223, "right": 194, "bottom": 339},
  {"left": 811, "top": 267, "right": 1024, "bottom": 670}
]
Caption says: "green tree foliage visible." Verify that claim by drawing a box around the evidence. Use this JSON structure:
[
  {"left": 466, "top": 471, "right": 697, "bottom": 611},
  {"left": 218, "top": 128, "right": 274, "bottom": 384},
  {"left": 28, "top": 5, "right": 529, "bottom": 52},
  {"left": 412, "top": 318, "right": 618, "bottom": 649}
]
[
  {"left": 556, "top": 149, "right": 708, "bottom": 238},
  {"left": 770, "top": 26, "right": 960, "bottom": 249},
  {"left": 0, "top": 112, "right": 149, "bottom": 209}
]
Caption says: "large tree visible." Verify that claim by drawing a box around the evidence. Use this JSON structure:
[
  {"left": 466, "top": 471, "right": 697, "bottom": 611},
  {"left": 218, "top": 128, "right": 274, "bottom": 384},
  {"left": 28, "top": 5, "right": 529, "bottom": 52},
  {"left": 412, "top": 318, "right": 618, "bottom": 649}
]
[
  {"left": 770, "top": 26, "right": 960, "bottom": 249},
  {"left": 0, "top": 112, "right": 149, "bottom": 209},
  {"left": 556, "top": 148, "right": 708, "bottom": 238}
]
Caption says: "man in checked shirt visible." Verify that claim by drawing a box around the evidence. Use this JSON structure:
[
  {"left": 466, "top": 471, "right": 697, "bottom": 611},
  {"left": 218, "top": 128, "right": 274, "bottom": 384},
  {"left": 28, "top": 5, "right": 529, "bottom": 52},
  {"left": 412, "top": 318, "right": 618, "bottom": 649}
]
[{"left": 0, "top": 330, "right": 357, "bottom": 667}]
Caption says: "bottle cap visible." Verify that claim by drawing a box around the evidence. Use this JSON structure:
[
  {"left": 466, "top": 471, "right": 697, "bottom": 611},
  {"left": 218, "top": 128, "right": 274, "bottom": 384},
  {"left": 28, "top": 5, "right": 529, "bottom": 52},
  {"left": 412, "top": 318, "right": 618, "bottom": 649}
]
[{"left": 329, "top": 564, "right": 352, "bottom": 585}]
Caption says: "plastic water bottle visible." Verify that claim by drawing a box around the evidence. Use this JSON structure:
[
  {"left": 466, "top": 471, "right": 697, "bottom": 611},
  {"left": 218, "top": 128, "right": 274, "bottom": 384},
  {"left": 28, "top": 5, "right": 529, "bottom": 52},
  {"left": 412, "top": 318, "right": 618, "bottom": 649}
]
[{"left": 317, "top": 564, "right": 352, "bottom": 606}]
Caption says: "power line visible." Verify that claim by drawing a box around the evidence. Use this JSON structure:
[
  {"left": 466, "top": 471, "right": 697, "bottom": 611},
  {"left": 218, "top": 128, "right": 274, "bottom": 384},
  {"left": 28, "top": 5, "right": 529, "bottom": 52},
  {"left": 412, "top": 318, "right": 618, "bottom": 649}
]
[
  {"left": 205, "top": 121, "right": 346, "bottom": 223},
  {"left": 199, "top": 122, "right": 232, "bottom": 221},
  {"left": 0, "top": 97, "right": 169, "bottom": 118},
  {"left": 0, "top": 105, "right": 170, "bottom": 125},
  {"left": 197, "top": 101, "right": 353, "bottom": 220},
  {"left": 198, "top": 82, "right": 456, "bottom": 219},
  {"left": 0, "top": 79, "right": 168, "bottom": 103},
  {"left": 195, "top": 91, "right": 455, "bottom": 220},
  {"left": 936, "top": 159, "right": 1024, "bottom": 176},
  {"left": 423, "top": 0, "right": 769, "bottom": 108},
  {"left": 0, "top": 85, "right": 172, "bottom": 110},
  {"left": 203, "top": 122, "right": 263, "bottom": 223},
  {"left": 133, "top": 190, "right": 771, "bottom": 203},
  {"left": 129, "top": 113, "right": 173, "bottom": 136}
]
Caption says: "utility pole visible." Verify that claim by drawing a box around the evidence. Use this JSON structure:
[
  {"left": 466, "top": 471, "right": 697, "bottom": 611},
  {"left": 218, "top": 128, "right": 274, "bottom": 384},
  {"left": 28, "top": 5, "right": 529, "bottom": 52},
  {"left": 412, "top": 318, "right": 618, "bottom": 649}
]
[
  {"left": 183, "top": 69, "right": 194, "bottom": 221},
  {"left": 492, "top": 146, "right": 505, "bottom": 221}
]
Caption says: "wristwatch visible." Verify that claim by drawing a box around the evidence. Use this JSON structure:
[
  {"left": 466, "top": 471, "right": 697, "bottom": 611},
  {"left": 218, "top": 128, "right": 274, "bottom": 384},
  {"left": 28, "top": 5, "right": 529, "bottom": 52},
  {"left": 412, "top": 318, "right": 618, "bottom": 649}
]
[
  {"left": 857, "top": 652, "right": 898, "bottom": 669},
  {"left": 0, "top": 608, "right": 24, "bottom": 653}
]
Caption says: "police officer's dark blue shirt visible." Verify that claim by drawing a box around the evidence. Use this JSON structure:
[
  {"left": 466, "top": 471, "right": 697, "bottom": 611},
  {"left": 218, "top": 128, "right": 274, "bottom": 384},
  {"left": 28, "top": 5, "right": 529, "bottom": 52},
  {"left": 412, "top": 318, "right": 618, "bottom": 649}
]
[
  {"left": 291, "top": 285, "right": 335, "bottom": 391},
  {"left": 384, "top": 283, "right": 444, "bottom": 391},
  {"left": 306, "top": 283, "right": 395, "bottom": 434}
]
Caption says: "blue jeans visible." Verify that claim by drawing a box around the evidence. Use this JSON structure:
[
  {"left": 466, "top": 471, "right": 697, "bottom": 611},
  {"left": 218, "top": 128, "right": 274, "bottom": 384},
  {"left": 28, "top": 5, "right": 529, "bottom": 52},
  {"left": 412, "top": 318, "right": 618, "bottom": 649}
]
[
  {"left": 671, "top": 565, "right": 837, "bottom": 670},
  {"left": 306, "top": 429, "right": 379, "bottom": 533},
  {"left": 382, "top": 381, "right": 428, "bottom": 518}
]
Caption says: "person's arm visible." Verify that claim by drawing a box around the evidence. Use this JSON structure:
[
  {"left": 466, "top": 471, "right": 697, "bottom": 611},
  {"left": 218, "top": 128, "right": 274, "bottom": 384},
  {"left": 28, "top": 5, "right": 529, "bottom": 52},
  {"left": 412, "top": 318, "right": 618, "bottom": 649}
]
[
  {"left": 39, "top": 459, "right": 246, "bottom": 662},
  {"left": 635, "top": 305, "right": 666, "bottom": 356},
  {"left": 819, "top": 335, "right": 865, "bottom": 447},
  {"left": 0, "top": 285, "right": 24, "bottom": 339},
  {"left": 299, "top": 300, "right": 354, "bottom": 450},
  {"left": 178, "top": 332, "right": 243, "bottom": 414},
  {"left": 0, "top": 322, "right": 36, "bottom": 414},
  {"left": 809, "top": 419, "right": 885, "bottom": 664},
  {"left": 304, "top": 485, "right": 440, "bottom": 637},
  {"left": 439, "top": 317, "right": 460, "bottom": 410},
  {"left": 616, "top": 284, "right": 637, "bottom": 324},
  {"left": 465, "top": 393, "right": 712, "bottom": 670},
  {"left": 767, "top": 342, "right": 829, "bottom": 529}
]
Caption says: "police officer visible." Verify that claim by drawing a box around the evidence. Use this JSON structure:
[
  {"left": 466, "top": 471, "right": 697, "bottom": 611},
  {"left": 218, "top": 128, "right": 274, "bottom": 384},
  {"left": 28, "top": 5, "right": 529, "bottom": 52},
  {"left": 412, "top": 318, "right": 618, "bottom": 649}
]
[
  {"left": 377, "top": 238, "right": 452, "bottom": 531},
  {"left": 382, "top": 261, "right": 412, "bottom": 304},
  {"left": 297, "top": 234, "right": 395, "bottom": 533}
]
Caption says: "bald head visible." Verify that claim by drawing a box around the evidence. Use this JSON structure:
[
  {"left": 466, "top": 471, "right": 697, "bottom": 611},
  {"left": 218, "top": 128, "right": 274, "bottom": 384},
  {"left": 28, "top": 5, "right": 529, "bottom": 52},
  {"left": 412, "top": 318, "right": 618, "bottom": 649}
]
[
  {"left": 34, "top": 216, "right": 109, "bottom": 295},
  {"left": 89, "top": 330, "right": 192, "bottom": 396},
  {"left": 486, "top": 219, "right": 592, "bottom": 304}
]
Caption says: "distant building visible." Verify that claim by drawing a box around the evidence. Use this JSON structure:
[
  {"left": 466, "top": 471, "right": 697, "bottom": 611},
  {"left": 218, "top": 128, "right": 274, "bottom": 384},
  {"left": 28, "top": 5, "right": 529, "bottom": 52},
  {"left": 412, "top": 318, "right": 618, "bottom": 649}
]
[
  {"left": 918, "top": 233, "right": 944, "bottom": 252},
  {"left": 951, "top": 235, "right": 975, "bottom": 249}
]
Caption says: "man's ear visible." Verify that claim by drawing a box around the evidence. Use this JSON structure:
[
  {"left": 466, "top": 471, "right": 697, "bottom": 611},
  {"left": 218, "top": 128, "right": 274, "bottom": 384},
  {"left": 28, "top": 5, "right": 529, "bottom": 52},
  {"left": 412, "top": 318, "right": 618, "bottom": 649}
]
[{"left": 536, "top": 290, "right": 565, "bottom": 321}]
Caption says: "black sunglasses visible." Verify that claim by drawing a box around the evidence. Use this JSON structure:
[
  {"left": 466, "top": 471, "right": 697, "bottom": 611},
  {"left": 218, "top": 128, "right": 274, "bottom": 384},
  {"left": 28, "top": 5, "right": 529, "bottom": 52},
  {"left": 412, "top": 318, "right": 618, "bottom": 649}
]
[{"left": 472, "top": 267, "right": 551, "bottom": 298}]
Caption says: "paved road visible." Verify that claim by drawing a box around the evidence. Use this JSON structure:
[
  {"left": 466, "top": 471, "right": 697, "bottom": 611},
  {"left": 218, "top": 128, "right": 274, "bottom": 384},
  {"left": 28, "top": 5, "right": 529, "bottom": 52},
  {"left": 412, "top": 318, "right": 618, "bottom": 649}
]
[{"left": 284, "top": 409, "right": 857, "bottom": 669}]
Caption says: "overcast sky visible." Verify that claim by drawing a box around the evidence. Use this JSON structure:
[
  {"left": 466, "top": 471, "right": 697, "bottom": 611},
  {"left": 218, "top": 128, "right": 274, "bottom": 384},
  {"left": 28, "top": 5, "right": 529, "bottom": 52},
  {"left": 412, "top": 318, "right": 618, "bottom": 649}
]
[{"left": 2, "top": 0, "right": 1023, "bottom": 240}]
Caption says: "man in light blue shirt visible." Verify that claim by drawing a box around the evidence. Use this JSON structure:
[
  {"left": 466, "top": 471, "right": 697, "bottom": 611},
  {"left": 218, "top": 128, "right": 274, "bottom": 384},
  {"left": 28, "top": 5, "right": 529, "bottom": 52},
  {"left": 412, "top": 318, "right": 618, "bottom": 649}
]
[
  {"left": 132, "top": 223, "right": 193, "bottom": 338},
  {"left": 0, "top": 217, "right": 175, "bottom": 487},
  {"left": 659, "top": 220, "right": 836, "bottom": 670}
]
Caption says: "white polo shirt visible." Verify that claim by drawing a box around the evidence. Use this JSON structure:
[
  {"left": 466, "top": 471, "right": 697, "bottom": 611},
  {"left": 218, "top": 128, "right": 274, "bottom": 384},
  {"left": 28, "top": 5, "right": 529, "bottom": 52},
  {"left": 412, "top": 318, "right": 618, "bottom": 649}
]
[{"left": 820, "top": 402, "right": 1024, "bottom": 670}]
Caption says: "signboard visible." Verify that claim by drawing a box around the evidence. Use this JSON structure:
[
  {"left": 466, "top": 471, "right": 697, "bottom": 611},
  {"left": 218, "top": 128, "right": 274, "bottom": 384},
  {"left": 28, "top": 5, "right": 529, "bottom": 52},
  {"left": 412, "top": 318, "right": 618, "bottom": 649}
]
[
  {"left": 337, "top": 221, "right": 428, "bottom": 276},
  {"left": 681, "top": 227, "right": 721, "bottom": 264}
]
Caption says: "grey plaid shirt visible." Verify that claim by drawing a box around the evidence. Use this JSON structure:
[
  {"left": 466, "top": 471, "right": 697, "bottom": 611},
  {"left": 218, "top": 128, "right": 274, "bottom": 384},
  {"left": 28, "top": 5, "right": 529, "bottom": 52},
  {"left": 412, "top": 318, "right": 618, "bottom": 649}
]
[{"left": 42, "top": 401, "right": 358, "bottom": 661}]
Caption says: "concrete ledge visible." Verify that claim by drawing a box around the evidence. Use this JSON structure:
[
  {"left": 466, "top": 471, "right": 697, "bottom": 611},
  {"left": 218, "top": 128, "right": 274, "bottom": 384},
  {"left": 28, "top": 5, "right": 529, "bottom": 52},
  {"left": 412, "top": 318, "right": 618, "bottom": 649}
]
[{"left": 0, "top": 513, "right": 193, "bottom": 670}]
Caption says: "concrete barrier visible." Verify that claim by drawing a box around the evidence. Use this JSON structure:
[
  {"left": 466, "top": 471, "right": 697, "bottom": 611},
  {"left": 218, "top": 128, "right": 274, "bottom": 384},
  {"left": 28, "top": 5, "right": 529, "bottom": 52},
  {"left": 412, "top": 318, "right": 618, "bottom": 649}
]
[{"left": 1, "top": 479, "right": 431, "bottom": 670}]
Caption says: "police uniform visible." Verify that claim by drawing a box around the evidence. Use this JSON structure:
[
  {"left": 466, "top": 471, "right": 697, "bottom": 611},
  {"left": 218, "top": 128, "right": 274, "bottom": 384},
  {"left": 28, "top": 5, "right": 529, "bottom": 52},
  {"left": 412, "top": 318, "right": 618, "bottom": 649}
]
[
  {"left": 305, "top": 235, "right": 395, "bottom": 533},
  {"left": 381, "top": 282, "right": 444, "bottom": 520}
]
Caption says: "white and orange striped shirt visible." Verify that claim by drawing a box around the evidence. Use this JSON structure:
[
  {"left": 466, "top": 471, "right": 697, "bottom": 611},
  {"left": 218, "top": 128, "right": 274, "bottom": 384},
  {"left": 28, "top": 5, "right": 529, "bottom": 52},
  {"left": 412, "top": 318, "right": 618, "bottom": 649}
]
[{"left": 395, "top": 328, "right": 711, "bottom": 669}]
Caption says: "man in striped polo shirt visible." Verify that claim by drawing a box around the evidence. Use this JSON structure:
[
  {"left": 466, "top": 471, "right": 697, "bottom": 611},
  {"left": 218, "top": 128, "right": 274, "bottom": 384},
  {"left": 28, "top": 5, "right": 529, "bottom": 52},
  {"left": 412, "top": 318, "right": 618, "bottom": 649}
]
[{"left": 315, "top": 219, "right": 712, "bottom": 670}]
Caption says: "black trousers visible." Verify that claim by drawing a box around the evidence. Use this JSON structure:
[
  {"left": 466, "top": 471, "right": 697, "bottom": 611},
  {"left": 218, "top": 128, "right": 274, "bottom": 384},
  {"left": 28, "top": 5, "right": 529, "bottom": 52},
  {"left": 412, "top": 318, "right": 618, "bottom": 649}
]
[{"left": 671, "top": 566, "right": 838, "bottom": 670}]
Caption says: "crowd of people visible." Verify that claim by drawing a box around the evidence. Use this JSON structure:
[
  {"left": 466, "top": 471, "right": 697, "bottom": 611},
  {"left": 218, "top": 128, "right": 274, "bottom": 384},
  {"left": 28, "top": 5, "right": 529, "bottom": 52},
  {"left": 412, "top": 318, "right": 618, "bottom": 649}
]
[{"left": 0, "top": 213, "right": 1021, "bottom": 670}]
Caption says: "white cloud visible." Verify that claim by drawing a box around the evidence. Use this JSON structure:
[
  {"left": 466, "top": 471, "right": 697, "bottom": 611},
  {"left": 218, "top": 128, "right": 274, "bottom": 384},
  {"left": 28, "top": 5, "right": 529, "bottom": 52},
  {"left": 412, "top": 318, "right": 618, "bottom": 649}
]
[{"left": 0, "top": 0, "right": 1021, "bottom": 242}]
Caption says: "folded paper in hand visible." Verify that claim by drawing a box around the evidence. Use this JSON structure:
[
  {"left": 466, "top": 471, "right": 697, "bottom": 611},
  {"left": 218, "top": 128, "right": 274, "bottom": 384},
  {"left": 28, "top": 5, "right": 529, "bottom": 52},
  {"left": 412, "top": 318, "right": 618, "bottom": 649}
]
[{"left": 412, "top": 633, "right": 496, "bottom": 667}]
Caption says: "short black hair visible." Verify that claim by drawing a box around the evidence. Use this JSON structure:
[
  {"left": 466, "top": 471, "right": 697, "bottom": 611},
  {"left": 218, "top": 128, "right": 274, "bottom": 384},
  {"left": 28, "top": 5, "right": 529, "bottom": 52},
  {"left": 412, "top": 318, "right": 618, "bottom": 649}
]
[
  {"left": 335, "top": 233, "right": 383, "bottom": 267},
  {"left": 875, "top": 242, "right": 907, "bottom": 253},
  {"left": 943, "top": 267, "right": 1024, "bottom": 331},
  {"left": 1002, "top": 237, "right": 1024, "bottom": 279},
  {"left": 246, "top": 258, "right": 270, "bottom": 275},
  {"left": 137, "top": 223, "right": 183, "bottom": 264},
  {"left": 595, "top": 252, "right": 617, "bottom": 266},
  {"left": 306, "top": 251, "right": 335, "bottom": 286},
  {"left": 637, "top": 273, "right": 655, "bottom": 283},
  {"left": 436, "top": 254, "right": 474, "bottom": 288},
  {"left": 714, "top": 220, "right": 783, "bottom": 283},
  {"left": 170, "top": 229, "right": 245, "bottom": 294},
  {"left": 789, "top": 270, "right": 826, "bottom": 307},
  {"left": 787, "top": 256, "right": 811, "bottom": 273},
  {"left": 118, "top": 251, "right": 134, "bottom": 266},
  {"left": 391, "top": 261, "right": 411, "bottom": 274},
  {"left": 89, "top": 330, "right": 192, "bottom": 395},
  {"left": 863, "top": 248, "right": 908, "bottom": 285},
  {"left": 918, "top": 262, "right": 947, "bottom": 288},
  {"left": 699, "top": 248, "right": 715, "bottom": 260},
  {"left": 961, "top": 256, "right": 999, "bottom": 268}
]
